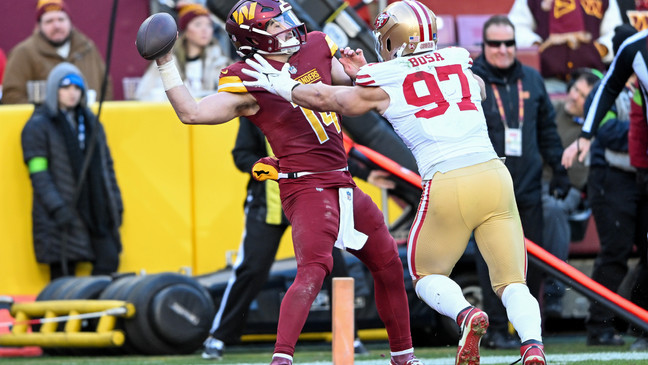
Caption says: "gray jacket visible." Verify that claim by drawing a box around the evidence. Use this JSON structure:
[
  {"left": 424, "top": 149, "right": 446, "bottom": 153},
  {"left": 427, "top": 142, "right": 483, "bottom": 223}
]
[{"left": 21, "top": 63, "right": 122, "bottom": 264}]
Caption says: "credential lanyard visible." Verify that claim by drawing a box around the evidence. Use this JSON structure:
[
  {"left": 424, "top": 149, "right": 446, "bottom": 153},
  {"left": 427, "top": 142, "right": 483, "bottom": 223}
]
[{"left": 491, "top": 80, "right": 524, "bottom": 129}]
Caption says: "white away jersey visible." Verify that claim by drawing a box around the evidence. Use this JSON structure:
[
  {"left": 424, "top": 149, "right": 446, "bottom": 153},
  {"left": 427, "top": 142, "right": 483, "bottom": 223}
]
[{"left": 356, "top": 47, "right": 497, "bottom": 180}]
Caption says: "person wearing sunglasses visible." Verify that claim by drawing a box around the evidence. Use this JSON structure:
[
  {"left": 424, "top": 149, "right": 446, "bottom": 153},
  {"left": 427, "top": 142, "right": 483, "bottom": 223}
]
[
  {"left": 539, "top": 69, "right": 599, "bottom": 321},
  {"left": 472, "top": 15, "right": 569, "bottom": 350}
]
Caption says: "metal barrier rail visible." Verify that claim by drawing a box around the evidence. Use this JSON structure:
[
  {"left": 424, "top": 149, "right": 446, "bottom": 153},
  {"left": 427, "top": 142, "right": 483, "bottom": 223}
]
[
  {"left": 527, "top": 239, "right": 648, "bottom": 333},
  {"left": 0, "top": 300, "right": 135, "bottom": 348}
]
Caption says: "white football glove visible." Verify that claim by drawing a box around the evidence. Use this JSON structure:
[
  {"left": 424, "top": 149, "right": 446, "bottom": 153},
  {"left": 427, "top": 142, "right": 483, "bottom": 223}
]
[{"left": 242, "top": 53, "right": 299, "bottom": 102}]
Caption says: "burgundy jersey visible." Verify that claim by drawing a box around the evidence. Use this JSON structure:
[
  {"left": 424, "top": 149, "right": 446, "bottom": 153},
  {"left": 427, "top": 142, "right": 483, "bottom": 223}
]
[{"left": 218, "top": 32, "right": 354, "bottom": 194}]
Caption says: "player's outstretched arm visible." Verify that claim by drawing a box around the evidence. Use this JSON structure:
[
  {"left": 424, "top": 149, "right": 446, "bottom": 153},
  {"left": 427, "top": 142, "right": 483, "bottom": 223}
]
[
  {"left": 291, "top": 82, "right": 388, "bottom": 116},
  {"left": 242, "top": 53, "right": 389, "bottom": 115},
  {"left": 156, "top": 53, "right": 258, "bottom": 125},
  {"left": 242, "top": 54, "right": 389, "bottom": 115}
]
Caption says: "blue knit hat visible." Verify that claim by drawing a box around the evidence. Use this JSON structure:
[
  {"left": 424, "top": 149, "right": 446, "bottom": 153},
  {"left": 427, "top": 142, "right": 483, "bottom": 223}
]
[{"left": 59, "top": 73, "right": 84, "bottom": 89}]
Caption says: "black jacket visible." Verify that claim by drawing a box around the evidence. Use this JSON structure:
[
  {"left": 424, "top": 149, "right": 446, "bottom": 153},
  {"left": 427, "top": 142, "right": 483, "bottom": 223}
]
[
  {"left": 21, "top": 62, "right": 122, "bottom": 264},
  {"left": 584, "top": 83, "right": 632, "bottom": 169},
  {"left": 231, "top": 117, "right": 290, "bottom": 225},
  {"left": 581, "top": 31, "right": 647, "bottom": 139},
  {"left": 21, "top": 105, "right": 122, "bottom": 263},
  {"left": 472, "top": 54, "right": 564, "bottom": 206}
]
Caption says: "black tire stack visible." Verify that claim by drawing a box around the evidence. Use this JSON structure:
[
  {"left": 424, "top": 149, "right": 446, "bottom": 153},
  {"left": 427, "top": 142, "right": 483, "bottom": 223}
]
[{"left": 34, "top": 272, "right": 215, "bottom": 355}]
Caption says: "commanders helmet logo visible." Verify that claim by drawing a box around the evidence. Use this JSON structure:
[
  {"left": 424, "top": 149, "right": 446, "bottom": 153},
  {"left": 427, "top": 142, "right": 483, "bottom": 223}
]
[
  {"left": 232, "top": 2, "right": 258, "bottom": 24},
  {"left": 374, "top": 12, "right": 390, "bottom": 30}
]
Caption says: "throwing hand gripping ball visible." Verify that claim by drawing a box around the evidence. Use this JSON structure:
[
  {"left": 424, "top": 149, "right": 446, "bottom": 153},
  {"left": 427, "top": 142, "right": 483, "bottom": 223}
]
[{"left": 136, "top": 12, "right": 178, "bottom": 60}]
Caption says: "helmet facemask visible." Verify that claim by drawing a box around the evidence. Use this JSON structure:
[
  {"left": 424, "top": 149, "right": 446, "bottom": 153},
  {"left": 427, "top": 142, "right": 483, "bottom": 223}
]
[
  {"left": 263, "top": 11, "right": 306, "bottom": 55},
  {"left": 373, "top": 30, "right": 407, "bottom": 62},
  {"left": 226, "top": 0, "right": 307, "bottom": 57}
]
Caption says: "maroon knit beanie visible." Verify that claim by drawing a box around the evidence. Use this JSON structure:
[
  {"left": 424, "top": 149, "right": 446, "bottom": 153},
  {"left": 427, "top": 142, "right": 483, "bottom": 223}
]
[
  {"left": 36, "top": 0, "right": 68, "bottom": 22},
  {"left": 177, "top": 3, "right": 210, "bottom": 31}
]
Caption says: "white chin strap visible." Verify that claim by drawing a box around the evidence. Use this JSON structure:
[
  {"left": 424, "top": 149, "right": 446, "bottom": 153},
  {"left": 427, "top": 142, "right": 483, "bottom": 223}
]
[
  {"left": 277, "top": 37, "right": 300, "bottom": 55},
  {"left": 251, "top": 37, "right": 300, "bottom": 56}
]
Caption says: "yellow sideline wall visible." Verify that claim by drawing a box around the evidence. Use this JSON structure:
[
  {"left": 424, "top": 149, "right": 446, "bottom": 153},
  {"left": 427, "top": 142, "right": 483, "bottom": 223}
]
[
  {"left": 0, "top": 102, "right": 292, "bottom": 296},
  {"left": 0, "top": 102, "right": 396, "bottom": 297}
]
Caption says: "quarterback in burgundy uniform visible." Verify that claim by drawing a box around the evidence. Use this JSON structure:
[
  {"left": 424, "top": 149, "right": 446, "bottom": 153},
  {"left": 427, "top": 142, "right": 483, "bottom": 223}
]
[
  {"left": 219, "top": 32, "right": 354, "bottom": 193},
  {"left": 220, "top": 29, "right": 413, "bottom": 363},
  {"left": 151, "top": 0, "right": 418, "bottom": 364},
  {"left": 243, "top": 1, "right": 547, "bottom": 365}
]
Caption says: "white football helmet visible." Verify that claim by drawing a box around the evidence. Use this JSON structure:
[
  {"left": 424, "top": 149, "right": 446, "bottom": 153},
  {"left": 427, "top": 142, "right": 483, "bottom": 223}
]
[{"left": 373, "top": 0, "right": 438, "bottom": 61}]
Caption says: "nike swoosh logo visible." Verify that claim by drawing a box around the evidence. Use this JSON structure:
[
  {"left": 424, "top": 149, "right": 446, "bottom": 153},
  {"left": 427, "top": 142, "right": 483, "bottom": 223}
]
[
  {"left": 221, "top": 69, "right": 229, "bottom": 74},
  {"left": 254, "top": 170, "right": 270, "bottom": 177}
]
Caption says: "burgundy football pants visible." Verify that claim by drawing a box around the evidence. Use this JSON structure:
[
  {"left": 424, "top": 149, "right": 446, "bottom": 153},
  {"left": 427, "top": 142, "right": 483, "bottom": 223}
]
[{"left": 274, "top": 186, "right": 412, "bottom": 356}]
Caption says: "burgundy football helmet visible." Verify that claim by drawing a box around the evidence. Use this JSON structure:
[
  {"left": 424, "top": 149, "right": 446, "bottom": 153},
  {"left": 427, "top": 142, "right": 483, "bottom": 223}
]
[{"left": 225, "top": 0, "right": 307, "bottom": 56}]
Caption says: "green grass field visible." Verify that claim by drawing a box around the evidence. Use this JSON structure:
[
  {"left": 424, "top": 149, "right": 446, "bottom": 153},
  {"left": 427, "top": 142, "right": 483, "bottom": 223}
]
[{"left": 5, "top": 335, "right": 648, "bottom": 364}]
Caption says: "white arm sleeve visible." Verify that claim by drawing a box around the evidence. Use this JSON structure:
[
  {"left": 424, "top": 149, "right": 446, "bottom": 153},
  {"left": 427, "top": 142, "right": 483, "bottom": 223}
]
[{"left": 598, "top": 0, "right": 623, "bottom": 63}]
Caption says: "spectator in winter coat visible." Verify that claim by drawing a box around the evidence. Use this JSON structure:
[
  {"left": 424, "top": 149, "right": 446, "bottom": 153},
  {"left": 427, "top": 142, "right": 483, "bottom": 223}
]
[
  {"left": 21, "top": 62, "right": 122, "bottom": 280},
  {"left": 2, "top": 0, "right": 111, "bottom": 104},
  {"left": 508, "top": 0, "right": 622, "bottom": 93},
  {"left": 540, "top": 69, "right": 600, "bottom": 318}
]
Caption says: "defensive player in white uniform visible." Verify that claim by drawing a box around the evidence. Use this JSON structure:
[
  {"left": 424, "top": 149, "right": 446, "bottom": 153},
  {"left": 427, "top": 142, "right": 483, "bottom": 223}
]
[{"left": 243, "top": 1, "right": 547, "bottom": 364}]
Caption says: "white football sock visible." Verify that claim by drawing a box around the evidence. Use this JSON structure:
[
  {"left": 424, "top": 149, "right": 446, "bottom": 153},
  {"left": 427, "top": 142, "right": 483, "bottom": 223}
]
[
  {"left": 501, "top": 283, "right": 543, "bottom": 343},
  {"left": 272, "top": 353, "right": 293, "bottom": 362},
  {"left": 415, "top": 274, "right": 472, "bottom": 321}
]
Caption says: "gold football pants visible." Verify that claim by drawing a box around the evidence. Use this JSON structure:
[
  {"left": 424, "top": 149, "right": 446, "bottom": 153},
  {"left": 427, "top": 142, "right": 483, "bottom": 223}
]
[{"left": 407, "top": 159, "right": 527, "bottom": 293}]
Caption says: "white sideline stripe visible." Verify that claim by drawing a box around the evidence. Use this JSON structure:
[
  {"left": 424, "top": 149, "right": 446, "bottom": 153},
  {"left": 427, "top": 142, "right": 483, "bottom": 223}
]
[{"left": 187, "top": 352, "right": 648, "bottom": 365}]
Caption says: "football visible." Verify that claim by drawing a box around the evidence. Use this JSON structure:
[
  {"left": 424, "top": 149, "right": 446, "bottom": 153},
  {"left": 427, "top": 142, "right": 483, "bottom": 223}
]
[{"left": 136, "top": 12, "right": 178, "bottom": 60}]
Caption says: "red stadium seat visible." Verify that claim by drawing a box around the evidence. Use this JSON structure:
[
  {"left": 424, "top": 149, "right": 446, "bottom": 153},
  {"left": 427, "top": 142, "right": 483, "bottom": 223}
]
[
  {"left": 456, "top": 14, "right": 491, "bottom": 47},
  {"left": 436, "top": 14, "right": 456, "bottom": 48}
]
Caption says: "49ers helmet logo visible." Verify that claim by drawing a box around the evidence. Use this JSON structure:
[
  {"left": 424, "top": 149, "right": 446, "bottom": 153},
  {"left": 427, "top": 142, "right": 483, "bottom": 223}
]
[{"left": 374, "top": 12, "right": 390, "bottom": 30}]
